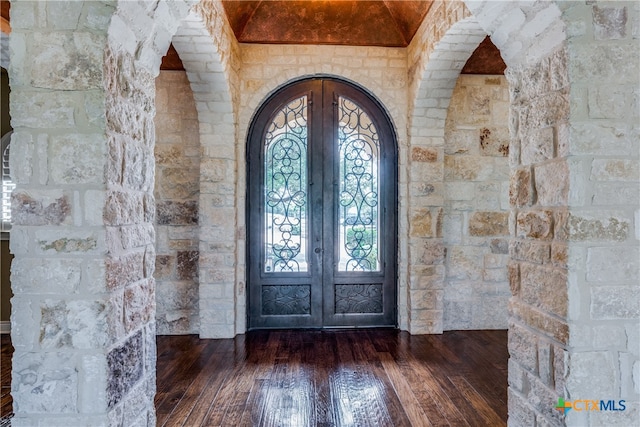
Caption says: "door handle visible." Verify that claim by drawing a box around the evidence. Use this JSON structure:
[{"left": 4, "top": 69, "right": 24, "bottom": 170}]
[{"left": 314, "top": 247, "right": 322, "bottom": 254}]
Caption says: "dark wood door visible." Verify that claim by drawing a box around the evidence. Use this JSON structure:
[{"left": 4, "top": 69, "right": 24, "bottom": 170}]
[{"left": 247, "top": 78, "right": 397, "bottom": 329}]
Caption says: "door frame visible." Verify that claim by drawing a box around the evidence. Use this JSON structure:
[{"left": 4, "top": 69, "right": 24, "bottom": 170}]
[{"left": 245, "top": 76, "right": 398, "bottom": 330}]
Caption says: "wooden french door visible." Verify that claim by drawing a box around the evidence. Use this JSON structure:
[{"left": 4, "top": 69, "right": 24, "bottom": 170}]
[{"left": 247, "top": 78, "right": 397, "bottom": 329}]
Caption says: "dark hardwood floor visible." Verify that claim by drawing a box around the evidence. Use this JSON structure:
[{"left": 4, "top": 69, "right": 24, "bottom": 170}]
[
  {"left": 1, "top": 334, "right": 12, "bottom": 421},
  {"left": 155, "top": 329, "right": 507, "bottom": 427},
  {"left": 0, "top": 329, "right": 508, "bottom": 426}
]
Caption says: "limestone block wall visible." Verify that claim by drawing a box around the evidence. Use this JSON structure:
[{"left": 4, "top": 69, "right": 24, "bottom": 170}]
[
  {"left": 237, "top": 43, "right": 410, "bottom": 329},
  {"left": 442, "top": 75, "right": 510, "bottom": 330},
  {"left": 562, "top": 2, "right": 640, "bottom": 425},
  {"left": 154, "top": 70, "right": 200, "bottom": 335}
]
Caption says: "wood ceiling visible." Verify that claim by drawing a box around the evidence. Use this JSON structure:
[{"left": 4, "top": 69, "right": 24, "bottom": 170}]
[
  {"left": 166, "top": 0, "right": 505, "bottom": 74},
  {"left": 0, "top": 0, "right": 504, "bottom": 75},
  {"left": 221, "top": 0, "right": 432, "bottom": 47}
]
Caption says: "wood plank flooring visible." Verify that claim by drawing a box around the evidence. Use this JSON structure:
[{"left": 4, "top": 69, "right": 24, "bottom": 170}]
[
  {"left": 1, "top": 334, "right": 12, "bottom": 421},
  {"left": 0, "top": 329, "right": 508, "bottom": 426},
  {"left": 155, "top": 329, "right": 507, "bottom": 426}
]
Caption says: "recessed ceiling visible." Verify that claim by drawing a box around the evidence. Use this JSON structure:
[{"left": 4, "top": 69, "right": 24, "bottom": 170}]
[
  {"left": 0, "top": 0, "right": 506, "bottom": 75},
  {"left": 221, "top": 0, "right": 433, "bottom": 47}
]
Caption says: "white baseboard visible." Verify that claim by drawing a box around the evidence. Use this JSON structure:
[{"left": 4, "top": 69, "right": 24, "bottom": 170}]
[{"left": 0, "top": 321, "right": 10, "bottom": 334}]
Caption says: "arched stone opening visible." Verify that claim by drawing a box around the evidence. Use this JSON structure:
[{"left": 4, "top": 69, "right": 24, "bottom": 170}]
[
  {"left": 408, "top": 1, "right": 572, "bottom": 425},
  {"left": 153, "top": 7, "right": 239, "bottom": 339}
]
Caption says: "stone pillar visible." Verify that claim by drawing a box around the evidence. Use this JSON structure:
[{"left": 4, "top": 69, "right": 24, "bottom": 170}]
[
  {"left": 9, "top": 1, "right": 156, "bottom": 425},
  {"left": 505, "top": 45, "right": 571, "bottom": 426}
]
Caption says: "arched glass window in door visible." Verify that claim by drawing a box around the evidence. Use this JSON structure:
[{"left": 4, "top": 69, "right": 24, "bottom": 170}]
[
  {"left": 247, "top": 78, "right": 397, "bottom": 329},
  {"left": 1, "top": 131, "right": 13, "bottom": 233}
]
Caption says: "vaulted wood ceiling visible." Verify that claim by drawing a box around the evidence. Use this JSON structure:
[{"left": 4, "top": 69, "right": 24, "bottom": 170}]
[
  {"left": 221, "top": 0, "right": 433, "bottom": 47},
  {"left": 0, "top": 0, "right": 505, "bottom": 75}
]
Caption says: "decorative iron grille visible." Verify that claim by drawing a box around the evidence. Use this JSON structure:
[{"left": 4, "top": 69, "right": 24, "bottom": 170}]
[
  {"left": 263, "top": 96, "right": 308, "bottom": 272},
  {"left": 338, "top": 97, "right": 380, "bottom": 271}
]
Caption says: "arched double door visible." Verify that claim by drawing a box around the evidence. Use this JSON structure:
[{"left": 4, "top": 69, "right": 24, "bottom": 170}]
[{"left": 247, "top": 78, "right": 397, "bottom": 329}]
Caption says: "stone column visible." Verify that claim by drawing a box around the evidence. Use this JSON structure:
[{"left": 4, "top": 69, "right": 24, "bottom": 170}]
[
  {"left": 9, "top": 1, "right": 156, "bottom": 425},
  {"left": 505, "top": 45, "right": 571, "bottom": 426}
]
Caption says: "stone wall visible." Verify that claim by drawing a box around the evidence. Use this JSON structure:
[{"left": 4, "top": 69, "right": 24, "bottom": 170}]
[
  {"left": 154, "top": 70, "right": 200, "bottom": 335},
  {"left": 562, "top": 2, "right": 639, "bottom": 426},
  {"left": 442, "top": 74, "right": 510, "bottom": 330}
]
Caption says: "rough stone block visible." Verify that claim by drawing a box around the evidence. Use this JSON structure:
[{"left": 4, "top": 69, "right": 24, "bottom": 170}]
[
  {"left": 508, "top": 323, "right": 538, "bottom": 373},
  {"left": 567, "top": 211, "right": 630, "bottom": 242},
  {"left": 535, "top": 161, "right": 568, "bottom": 207},
  {"left": 510, "top": 240, "right": 550, "bottom": 264},
  {"left": 104, "top": 191, "right": 144, "bottom": 226},
  {"left": 567, "top": 351, "right": 616, "bottom": 398},
  {"left": 49, "top": 133, "right": 106, "bottom": 185},
  {"left": 123, "top": 142, "right": 153, "bottom": 192},
  {"left": 107, "top": 331, "right": 143, "bottom": 408},
  {"left": 550, "top": 243, "right": 567, "bottom": 269},
  {"left": 593, "top": 6, "right": 627, "bottom": 40},
  {"left": 593, "top": 324, "right": 628, "bottom": 349},
  {"left": 410, "top": 209, "right": 433, "bottom": 237},
  {"left": 592, "top": 183, "right": 640, "bottom": 206},
  {"left": 479, "top": 127, "right": 509, "bottom": 157},
  {"left": 157, "top": 167, "right": 200, "bottom": 199},
  {"left": 11, "top": 190, "right": 71, "bottom": 226},
  {"left": 40, "top": 299, "right": 111, "bottom": 349},
  {"left": 468, "top": 211, "right": 509, "bottom": 236},
  {"left": 31, "top": 32, "right": 105, "bottom": 90},
  {"left": 588, "top": 85, "right": 627, "bottom": 119},
  {"left": 510, "top": 299, "right": 568, "bottom": 344},
  {"left": 201, "top": 158, "right": 233, "bottom": 182},
  {"left": 154, "top": 255, "right": 176, "bottom": 280},
  {"left": 78, "top": 354, "right": 108, "bottom": 414},
  {"left": 472, "top": 296, "right": 508, "bottom": 329},
  {"left": 444, "top": 182, "right": 475, "bottom": 201},
  {"left": 156, "top": 201, "right": 198, "bottom": 225},
  {"left": 516, "top": 210, "right": 554, "bottom": 240},
  {"left": 447, "top": 246, "right": 484, "bottom": 280},
  {"left": 591, "top": 285, "right": 640, "bottom": 320},
  {"left": 35, "top": 229, "right": 105, "bottom": 254},
  {"left": 521, "top": 126, "right": 554, "bottom": 166},
  {"left": 119, "top": 223, "right": 155, "bottom": 250},
  {"left": 508, "top": 389, "right": 536, "bottom": 427},
  {"left": 444, "top": 155, "right": 493, "bottom": 181},
  {"left": 12, "top": 351, "right": 78, "bottom": 414},
  {"left": 177, "top": 250, "right": 199, "bottom": 280},
  {"left": 11, "top": 90, "right": 76, "bottom": 128},
  {"left": 443, "top": 300, "right": 472, "bottom": 330},
  {"left": 124, "top": 279, "right": 155, "bottom": 333},
  {"left": 11, "top": 258, "right": 81, "bottom": 295},
  {"left": 411, "top": 240, "right": 445, "bottom": 265},
  {"left": 508, "top": 262, "right": 520, "bottom": 296},
  {"left": 490, "top": 238, "right": 509, "bottom": 254},
  {"left": 591, "top": 159, "right": 639, "bottom": 182},
  {"left": 520, "top": 263, "right": 567, "bottom": 318},
  {"left": 411, "top": 147, "right": 438, "bottom": 162},
  {"left": 587, "top": 246, "right": 639, "bottom": 283},
  {"left": 509, "top": 168, "right": 532, "bottom": 208},
  {"left": 106, "top": 251, "right": 145, "bottom": 290}
]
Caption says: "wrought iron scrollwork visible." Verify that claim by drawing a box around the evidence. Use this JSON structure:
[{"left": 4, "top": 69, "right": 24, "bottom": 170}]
[
  {"left": 335, "top": 284, "right": 383, "bottom": 313},
  {"left": 264, "top": 96, "right": 308, "bottom": 273},
  {"left": 338, "top": 97, "right": 380, "bottom": 271},
  {"left": 262, "top": 285, "right": 311, "bottom": 315}
]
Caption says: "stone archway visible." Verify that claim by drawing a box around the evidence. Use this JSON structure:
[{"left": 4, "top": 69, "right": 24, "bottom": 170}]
[
  {"left": 8, "top": 0, "right": 238, "bottom": 423},
  {"left": 407, "top": 0, "right": 571, "bottom": 425}
]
